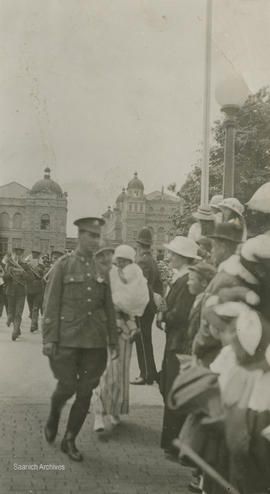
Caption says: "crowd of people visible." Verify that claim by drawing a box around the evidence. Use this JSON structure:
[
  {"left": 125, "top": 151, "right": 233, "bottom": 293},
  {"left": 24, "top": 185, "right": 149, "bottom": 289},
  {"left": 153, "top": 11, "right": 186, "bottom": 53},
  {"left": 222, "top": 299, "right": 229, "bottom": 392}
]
[{"left": 1, "top": 191, "right": 270, "bottom": 494}]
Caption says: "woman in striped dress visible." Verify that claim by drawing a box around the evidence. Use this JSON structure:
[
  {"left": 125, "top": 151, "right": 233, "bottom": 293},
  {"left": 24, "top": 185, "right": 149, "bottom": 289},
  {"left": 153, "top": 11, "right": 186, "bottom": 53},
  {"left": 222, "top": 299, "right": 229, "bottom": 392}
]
[{"left": 93, "top": 244, "right": 149, "bottom": 430}]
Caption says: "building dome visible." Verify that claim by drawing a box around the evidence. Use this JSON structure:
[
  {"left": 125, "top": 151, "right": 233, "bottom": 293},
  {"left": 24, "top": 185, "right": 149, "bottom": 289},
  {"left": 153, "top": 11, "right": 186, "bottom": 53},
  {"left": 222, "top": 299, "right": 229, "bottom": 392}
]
[
  {"left": 127, "top": 172, "right": 144, "bottom": 191},
  {"left": 31, "top": 168, "right": 63, "bottom": 196},
  {"left": 116, "top": 188, "right": 126, "bottom": 203}
]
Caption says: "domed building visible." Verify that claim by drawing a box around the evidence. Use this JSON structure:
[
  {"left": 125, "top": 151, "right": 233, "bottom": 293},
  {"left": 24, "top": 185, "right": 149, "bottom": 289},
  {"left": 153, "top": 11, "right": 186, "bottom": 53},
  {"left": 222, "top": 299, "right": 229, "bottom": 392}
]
[
  {"left": 102, "top": 172, "right": 183, "bottom": 256},
  {"left": 0, "top": 168, "right": 67, "bottom": 255}
]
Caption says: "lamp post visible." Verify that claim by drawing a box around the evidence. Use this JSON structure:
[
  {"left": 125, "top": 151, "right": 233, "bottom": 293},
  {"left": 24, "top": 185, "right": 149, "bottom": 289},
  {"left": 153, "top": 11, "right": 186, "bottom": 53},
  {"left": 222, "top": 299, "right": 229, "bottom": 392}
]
[{"left": 215, "top": 75, "right": 250, "bottom": 198}]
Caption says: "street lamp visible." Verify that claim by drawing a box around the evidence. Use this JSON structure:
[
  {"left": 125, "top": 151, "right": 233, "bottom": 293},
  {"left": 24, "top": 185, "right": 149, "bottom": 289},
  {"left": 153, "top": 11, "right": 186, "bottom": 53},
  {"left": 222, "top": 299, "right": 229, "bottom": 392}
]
[{"left": 215, "top": 74, "right": 250, "bottom": 198}]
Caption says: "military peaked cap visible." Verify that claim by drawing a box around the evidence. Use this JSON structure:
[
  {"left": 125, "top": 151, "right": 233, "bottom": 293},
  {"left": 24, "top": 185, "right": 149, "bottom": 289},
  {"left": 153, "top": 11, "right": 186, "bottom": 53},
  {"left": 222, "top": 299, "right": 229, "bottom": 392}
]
[{"left": 74, "top": 217, "right": 105, "bottom": 234}]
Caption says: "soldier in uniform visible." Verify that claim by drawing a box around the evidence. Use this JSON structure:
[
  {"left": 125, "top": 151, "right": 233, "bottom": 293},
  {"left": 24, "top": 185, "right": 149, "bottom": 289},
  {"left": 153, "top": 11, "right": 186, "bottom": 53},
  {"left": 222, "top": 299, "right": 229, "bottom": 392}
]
[
  {"left": 42, "top": 217, "right": 118, "bottom": 461},
  {"left": 131, "top": 227, "right": 163, "bottom": 385},
  {"left": 4, "top": 247, "right": 27, "bottom": 341},
  {"left": 25, "top": 250, "right": 45, "bottom": 333}
]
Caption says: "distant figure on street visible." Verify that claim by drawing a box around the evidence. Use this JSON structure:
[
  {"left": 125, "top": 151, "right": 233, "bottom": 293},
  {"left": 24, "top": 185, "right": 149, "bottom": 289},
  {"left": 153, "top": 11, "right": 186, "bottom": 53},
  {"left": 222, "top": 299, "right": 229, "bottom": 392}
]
[
  {"left": 25, "top": 250, "right": 45, "bottom": 333},
  {"left": 3, "top": 247, "right": 27, "bottom": 341},
  {"left": 130, "top": 227, "right": 163, "bottom": 385},
  {"left": 42, "top": 217, "right": 118, "bottom": 462}
]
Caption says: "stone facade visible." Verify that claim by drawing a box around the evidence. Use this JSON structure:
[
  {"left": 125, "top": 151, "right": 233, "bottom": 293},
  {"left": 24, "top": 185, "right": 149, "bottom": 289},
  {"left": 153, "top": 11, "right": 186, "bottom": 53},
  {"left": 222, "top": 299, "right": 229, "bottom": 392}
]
[
  {"left": 102, "top": 173, "right": 183, "bottom": 255},
  {"left": 0, "top": 168, "right": 67, "bottom": 256}
]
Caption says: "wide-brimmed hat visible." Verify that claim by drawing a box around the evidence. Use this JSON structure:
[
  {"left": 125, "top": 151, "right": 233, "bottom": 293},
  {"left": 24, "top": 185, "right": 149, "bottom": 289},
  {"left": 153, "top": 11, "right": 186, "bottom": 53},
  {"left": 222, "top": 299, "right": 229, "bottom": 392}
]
[
  {"left": 189, "top": 262, "right": 216, "bottom": 283},
  {"left": 209, "top": 195, "right": 223, "bottom": 211},
  {"left": 114, "top": 245, "right": 136, "bottom": 262},
  {"left": 136, "top": 227, "right": 153, "bottom": 246},
  {"left": 164, "top": 236, "right": 201, "bottom": 260},
  {"left": 192, "top": 207, "right": 215, "bottom": 222},
  {"left": 218, "top": 197, "right": 244, "bottom": 217},
  {"left": 246, "top": 182, "right": 270, "bottom": 213},
  {"left": 208, "top": 222, "right": 243, "bottom": 243}
]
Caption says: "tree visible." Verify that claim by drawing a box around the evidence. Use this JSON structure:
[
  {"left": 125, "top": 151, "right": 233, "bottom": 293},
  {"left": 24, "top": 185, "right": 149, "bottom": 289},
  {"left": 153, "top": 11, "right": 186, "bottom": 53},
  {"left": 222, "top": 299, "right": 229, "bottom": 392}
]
[{"left": 170, "top": 86, "right": 270, "bottom": 235}]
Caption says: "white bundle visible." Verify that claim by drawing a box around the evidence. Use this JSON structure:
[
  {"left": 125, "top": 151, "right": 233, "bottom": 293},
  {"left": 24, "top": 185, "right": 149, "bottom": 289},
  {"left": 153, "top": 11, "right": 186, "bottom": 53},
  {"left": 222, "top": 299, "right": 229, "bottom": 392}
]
[{"left": 110, "top": 264, "right": 149, "bottom": 317}]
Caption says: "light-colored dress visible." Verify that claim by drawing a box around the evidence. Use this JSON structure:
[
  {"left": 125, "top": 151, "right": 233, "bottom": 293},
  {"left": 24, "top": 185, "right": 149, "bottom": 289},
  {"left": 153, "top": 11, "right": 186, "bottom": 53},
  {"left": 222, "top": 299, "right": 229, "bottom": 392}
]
[{"left": 92, "top": 263, "right": 149, "bottom": 417}]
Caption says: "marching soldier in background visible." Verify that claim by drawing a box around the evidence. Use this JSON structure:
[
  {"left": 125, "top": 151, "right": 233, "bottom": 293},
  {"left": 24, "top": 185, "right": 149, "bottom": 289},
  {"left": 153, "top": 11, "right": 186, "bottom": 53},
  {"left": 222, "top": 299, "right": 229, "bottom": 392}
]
[
  {"left": 131, "top": 227, "right": 163, "bottom": 385},
  {"left": 3, "top": 247, "right": 27, "bottom": 341},
  {"left": 51, "top": 249, "right": 65, "bottom": 264},
  {"left": 42, "top": 217, "right": 118, "bottom": 462},
  {"left": 25, "top": 250, "right": 45, "bottom": 333}
]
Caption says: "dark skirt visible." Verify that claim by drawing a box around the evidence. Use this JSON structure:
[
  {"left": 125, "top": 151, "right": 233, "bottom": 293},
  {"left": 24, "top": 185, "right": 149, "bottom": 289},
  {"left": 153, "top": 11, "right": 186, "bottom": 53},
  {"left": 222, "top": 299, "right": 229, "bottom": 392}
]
[{"left": 160, "top": 350, "right": 186, "bottom": 451}]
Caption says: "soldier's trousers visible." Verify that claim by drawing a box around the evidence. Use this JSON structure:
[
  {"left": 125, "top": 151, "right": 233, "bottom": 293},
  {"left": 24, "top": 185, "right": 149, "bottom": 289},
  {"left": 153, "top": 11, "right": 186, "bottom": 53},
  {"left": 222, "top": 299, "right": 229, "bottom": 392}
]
[
  {"left": 7, "top": 295, "right": 25, "bottom": 333},
  {"left": 27, "top": 292, "right": 43, "bottom": 330},
  {"left": 49, "top": 347, "right": 107, "bottom": 438},
  {"left": 135, "top": 308, "right": 158, "bottom": 382}
]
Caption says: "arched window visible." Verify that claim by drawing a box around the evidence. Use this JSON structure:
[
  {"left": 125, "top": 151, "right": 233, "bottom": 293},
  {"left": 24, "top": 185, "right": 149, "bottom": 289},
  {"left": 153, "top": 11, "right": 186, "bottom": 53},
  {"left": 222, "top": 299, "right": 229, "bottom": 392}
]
[
  {"left": 13, "top": 213, "right": 22, "bottom": 229},
  {"left": 157, "top": 226, "right": 166, "bottom": 243},
  {"left": 0, "top": 212, "right": 9, "bottom": 229},
  {"left": 149, "top": 206, "right": 154, "bottom": 213},
  {"left": 40, "top": 214, "right": 50, "bottom": 231}
]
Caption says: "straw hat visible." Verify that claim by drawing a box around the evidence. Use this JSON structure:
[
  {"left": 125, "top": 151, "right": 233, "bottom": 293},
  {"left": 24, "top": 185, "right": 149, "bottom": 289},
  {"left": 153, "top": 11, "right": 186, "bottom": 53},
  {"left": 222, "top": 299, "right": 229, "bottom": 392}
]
[
  {"left": 218, "top": 197, "right": 244, "bottom": 217},
  {"left": 164, "top": 236, "right": 201, "bottom": 259}
]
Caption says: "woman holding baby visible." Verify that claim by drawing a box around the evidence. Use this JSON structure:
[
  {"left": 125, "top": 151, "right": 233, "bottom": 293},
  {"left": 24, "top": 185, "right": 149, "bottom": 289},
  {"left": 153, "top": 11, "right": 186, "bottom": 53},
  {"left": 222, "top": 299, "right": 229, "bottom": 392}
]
[{"left": 92, "top": 244, "right": 149, "bottom": 432}]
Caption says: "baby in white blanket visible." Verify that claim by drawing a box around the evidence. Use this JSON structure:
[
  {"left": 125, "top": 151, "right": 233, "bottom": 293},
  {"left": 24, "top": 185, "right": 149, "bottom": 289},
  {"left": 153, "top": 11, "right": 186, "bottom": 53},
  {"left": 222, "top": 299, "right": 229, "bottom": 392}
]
[{"left": 110, "top": 245, "right": 149, "bottom": 340}]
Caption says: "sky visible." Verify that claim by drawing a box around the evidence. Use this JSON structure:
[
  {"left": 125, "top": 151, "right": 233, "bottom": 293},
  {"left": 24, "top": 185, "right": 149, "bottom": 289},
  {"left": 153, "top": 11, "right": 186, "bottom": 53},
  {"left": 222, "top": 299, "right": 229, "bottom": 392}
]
[{"left": 0, "top": 0, "right": 270, "bottom": 235}]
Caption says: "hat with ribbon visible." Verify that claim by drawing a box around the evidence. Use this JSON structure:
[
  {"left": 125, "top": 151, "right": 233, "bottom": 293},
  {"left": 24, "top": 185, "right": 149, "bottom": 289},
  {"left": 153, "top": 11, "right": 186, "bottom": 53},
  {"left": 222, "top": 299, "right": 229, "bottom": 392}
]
[
  {"left": 164, "top": 236, "right": 201, "bottom": 259},
  {"left": 73, "top": 217, "right": 105, "bottom": 234}
]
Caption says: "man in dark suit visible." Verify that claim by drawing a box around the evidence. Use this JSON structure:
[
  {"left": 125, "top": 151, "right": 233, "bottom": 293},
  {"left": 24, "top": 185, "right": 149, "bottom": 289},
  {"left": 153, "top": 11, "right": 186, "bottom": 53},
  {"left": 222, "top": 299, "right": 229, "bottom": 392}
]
[
  {"left": 42, "top": 217, "right": 118, "bottom": 461},
  {"left": 131, "top": 227, "right": 163, "bottom": 385}
]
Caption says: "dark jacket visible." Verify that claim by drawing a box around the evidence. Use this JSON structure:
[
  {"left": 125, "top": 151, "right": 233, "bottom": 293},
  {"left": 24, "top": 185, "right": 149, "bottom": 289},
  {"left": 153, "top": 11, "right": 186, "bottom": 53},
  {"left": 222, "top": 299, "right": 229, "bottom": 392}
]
[
  {"left": 4, "top": 263, "right": 27, "bottom": 297},
  {"left": 42, "top": 250, "right": 118, "bottom": 348},
  {"left": 163, "top": 273, "right": 195, "bottom": 352},
  {"left": 137, "top": 251, "right": 163, "bottom": 316},
  {"left": 26, "top": 264, "right": 45, "bottom": 295}
]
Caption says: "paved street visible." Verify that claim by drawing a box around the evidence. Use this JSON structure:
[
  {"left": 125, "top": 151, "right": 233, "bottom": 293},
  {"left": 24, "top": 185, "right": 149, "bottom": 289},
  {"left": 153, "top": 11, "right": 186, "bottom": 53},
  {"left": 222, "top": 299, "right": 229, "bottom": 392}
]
[{"left": 0, "top": 311, "right": 191, "bottom": 494}]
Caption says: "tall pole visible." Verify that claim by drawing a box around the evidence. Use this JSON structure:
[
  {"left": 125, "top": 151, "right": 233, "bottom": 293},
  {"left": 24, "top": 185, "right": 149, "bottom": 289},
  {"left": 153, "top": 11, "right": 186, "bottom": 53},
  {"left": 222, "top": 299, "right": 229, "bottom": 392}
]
[
  {"left": 222, "top": 104, "right": 239, "bottom": 198},
  {"left": 201, "top": 0, "right": 213, "bottom": 209}
]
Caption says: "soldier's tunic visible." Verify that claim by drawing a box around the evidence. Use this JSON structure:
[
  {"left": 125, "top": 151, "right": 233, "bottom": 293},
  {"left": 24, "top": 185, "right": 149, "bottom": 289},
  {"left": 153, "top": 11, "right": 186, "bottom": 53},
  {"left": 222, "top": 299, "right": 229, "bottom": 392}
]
[
  {"left": 42, "top": 249, "right": 118, "bottom": 438},
  {"left": 135, "top": 251, "right": 163, "bottom": 383}
]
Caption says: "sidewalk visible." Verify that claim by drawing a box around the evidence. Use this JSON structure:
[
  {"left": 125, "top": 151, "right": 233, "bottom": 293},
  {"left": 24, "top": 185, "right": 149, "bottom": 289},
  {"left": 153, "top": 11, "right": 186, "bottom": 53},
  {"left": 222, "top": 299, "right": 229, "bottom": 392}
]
[{"left": 0, "top": 315, "right": 191, "bottom": 494}]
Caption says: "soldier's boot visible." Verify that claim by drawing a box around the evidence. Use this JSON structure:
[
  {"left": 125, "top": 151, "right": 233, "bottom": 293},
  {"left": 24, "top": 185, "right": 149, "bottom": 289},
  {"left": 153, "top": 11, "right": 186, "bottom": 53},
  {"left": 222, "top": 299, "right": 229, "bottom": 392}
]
[
  {"left": 44, "top": 410, "right": 61, "bottom": 443},
  {"left": 11, "top": 322, "right": 20, "bottom": 341},
  {"left": 61, "top": 432, "right": 83, "bottom": 462},
  {"left": 30, "top": 306, "right": 39, "bottom": 333},
  {"left": 44, "top": 394, "right": 66, "bottom": 443}
]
